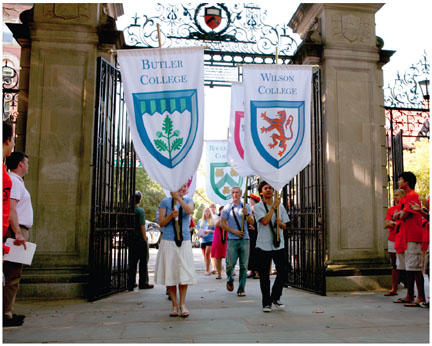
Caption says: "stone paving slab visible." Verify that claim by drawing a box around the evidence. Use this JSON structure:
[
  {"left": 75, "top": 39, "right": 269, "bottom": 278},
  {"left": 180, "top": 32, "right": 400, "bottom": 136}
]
[{"left": 3, "top": 248, "right": 429, "bottom": 343}]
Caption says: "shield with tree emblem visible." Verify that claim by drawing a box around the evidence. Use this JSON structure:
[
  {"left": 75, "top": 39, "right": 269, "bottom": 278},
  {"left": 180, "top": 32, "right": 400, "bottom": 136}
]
[{"left": 133, "top": 89, "right": 198, "bottom": 168}]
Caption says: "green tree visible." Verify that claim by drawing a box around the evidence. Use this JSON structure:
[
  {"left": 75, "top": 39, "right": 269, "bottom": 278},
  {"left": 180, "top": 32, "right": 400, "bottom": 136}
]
[
  {"left": 192, "top": 187, "right": 211, "bottom": 222},
  {"left": 135, "top": 167, "right": 165, "bottom": 222},
  {"left": 403, "top": 138, "right": 430, "bottom": 198}
]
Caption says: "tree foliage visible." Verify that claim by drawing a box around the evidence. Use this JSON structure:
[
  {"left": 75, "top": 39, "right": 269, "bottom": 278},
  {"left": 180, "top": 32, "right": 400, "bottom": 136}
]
[
  {"left": 135, "top": 167, "right": 165, "bottom": 222},
  {"left": 192, "top": 187, "right": 212, "bottom": 222},
  {"left": 403, "top": 138, "right": 430, "bottom": 198},
  {"left": 135, "top": 168, "right": 215, "bottom": 223}
]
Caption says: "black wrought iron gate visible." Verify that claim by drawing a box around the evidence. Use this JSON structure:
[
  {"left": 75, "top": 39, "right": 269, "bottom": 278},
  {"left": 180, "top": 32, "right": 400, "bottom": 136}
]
[
  {"left": 88, "top": 57, "right": 136, "bottom": 301},
  {"left": 283, "top": 70, "right": 326, "bottom": 295}
]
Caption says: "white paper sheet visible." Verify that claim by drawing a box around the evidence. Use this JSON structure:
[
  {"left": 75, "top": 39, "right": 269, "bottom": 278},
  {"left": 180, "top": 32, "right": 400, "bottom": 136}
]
[{"left": 3, "top": 238, "right": 36, "bottom": 265}]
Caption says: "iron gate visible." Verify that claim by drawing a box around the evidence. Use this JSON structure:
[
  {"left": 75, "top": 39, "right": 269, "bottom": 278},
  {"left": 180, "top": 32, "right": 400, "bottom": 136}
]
[
  {"left": 88, "top": 57, "right": 136, "bottom": 301},
  {"left": 283, "top": 70, "right": 326, "bottom": 295}
]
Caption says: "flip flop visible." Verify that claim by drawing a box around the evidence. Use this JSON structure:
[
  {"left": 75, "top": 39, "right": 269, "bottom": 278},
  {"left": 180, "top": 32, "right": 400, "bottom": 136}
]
[
  {"left": 180, "top": 305, "right": 190, "bottom": 318},
  {"left": 393, "top": 298, "right": 410, "bottom": 303},
  {"left": 226, "top": 282, "right": 234, "bottom": 292},
  {"left": 237, "top": 292, "right": 246, "bottom": 297},
  {"left": 169, "top": 306, "right": 179, "bottom": 317},
  {"left": 216, "top": 276, "right": 222, "bottom": 279},
  {"left": 404, "top": 302, "right": 421, "bottom": 307},
  {"left": 384, "top": 291, "right": 398, "bottom": 296}
]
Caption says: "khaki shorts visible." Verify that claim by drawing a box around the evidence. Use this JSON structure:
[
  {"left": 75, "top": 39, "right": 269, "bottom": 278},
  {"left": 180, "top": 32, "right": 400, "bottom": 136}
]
[
  {"left": 396, "top": 242, "right": 422, "bottom": 271},
  {"left": 387, "top": 240, "right": 396, "bottom": 253}
]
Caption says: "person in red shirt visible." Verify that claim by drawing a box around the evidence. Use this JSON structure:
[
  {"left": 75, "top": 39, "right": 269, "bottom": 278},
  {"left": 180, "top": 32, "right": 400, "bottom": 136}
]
[
  {"left": 384, "top": 189, "right": 405, "bottom": 296},
  {"left": 410, "top": 197, "right": 429, "bottom": 308},
  {"left": 3, "top": 122, "right": 15, "bottom": 256},
  {"left": 393, "top": 172, "right": 426, "bottom": 307}
]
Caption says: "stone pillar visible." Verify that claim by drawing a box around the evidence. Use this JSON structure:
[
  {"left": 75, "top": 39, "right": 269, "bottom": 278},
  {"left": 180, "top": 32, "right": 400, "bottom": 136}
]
[
  {"left": 289, "top": 4, "right": 395, "bottom": 291},
  {"left": 8, "top": 3, "right": 124, "bottom": 298}
]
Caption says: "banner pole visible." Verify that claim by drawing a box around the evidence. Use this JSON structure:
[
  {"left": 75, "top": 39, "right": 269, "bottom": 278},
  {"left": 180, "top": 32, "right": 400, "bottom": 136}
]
[
  {"left": 274, "top": 47, "right": 280, "bottom": 244},
  {"left": 241, "top": 176, "right": 249, "bottom": 234},
  {"left": 157, "top": 23, "right": 162, "bottom": 48}
]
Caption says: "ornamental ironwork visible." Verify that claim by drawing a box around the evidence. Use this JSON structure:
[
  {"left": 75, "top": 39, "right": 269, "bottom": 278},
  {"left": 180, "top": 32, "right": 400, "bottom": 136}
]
[
  {"left": 124, "top": 3, "right": 298, "bottom": 56},
  {"left": 2, "top": 61, "right": 19, "bottom": 122},
  {"left": 384, "top": 52, "right": 430, "bottom": 108},
  {"left": 123, "top": 3, "right": 298, "bottom": 86}
]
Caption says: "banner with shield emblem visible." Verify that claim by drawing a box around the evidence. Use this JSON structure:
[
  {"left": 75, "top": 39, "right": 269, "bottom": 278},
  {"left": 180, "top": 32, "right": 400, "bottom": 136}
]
[
  {"left": 205, "top": 140, "right": 246, "bottom": 205},
  {"left": 227, "top": 83, "right": 255, "bottom": 177},
  {"left": 243, "top": 64, "right": 312, "bottom": 190},
  {"left": 118, "top": 47, "right": 204, "bottom": 192}
]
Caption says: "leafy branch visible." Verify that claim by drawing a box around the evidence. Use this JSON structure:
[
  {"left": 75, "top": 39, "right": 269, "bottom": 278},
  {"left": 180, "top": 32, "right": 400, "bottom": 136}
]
[{"left": 154, "top": 114, "right": 184, "bottom": 160}]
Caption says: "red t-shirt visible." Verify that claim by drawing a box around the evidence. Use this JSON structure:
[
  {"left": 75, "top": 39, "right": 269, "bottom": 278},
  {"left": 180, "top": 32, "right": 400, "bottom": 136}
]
[
  {"left": 3, "top": 163, "right": 11, "bottom": 254},
  {"left": 395, "top": 190, "right": 423, "bottom": 253},
  {"left": 385, "top": 205, "right": 399, "bottom": 241},
  {"left": 421, "top": 218, "right": 429, "bottom": 252}
]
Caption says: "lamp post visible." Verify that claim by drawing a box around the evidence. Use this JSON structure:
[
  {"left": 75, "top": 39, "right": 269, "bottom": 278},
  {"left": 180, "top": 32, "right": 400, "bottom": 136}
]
[{"left": 419, "top": 79, "right": 430, "bottom": 111}]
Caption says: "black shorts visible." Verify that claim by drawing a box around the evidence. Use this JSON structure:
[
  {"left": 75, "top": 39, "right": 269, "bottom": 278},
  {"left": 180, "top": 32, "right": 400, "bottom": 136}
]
[{"left": 200, "top": 242, "right": 212, "bottom": 249}]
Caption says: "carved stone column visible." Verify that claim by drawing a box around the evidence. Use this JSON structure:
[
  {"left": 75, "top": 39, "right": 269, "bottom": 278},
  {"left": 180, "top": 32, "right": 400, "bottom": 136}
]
[
  {"left": 290, "top": 4, "right": 394, "bottom": 291},
  {"left": 8, "top": 3, "right": 123, "bottom": 298}
]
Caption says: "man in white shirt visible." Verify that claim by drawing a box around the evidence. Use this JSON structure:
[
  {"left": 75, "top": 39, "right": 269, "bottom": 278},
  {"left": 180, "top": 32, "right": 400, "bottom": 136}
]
[{"left": 3, "top": 152, "right": 33, "bottom": 327}]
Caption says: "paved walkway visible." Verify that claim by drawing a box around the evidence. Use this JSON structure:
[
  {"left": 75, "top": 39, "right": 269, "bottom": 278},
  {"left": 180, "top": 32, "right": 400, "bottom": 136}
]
[{"left": 3, "top": 249, "right": 429, "bottom": 343}]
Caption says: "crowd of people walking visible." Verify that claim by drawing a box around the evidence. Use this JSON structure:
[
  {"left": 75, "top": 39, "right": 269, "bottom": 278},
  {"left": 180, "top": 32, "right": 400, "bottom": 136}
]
[
  {"left": 148, "top": 178, "right": 296, "bottom": 317},
  {"left": 3, "top": 118, "right": 429, "bottom": 323}
]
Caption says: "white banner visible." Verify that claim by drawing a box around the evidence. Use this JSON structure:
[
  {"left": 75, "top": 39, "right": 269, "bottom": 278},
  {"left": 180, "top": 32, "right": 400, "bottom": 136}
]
[
  {"left": 205, "top": 140, "right": 246, "bottom": 205},
  {"left": 118, "top": 47, "right": 204, "bottom": 192},
  {"left": 243, "top": 65, "right": 312, "bottom": 191},
  {"left": 163, "top": 173, "right": 197, "bottom": 199},
  {"left": 227, "top": 83, "right": 255, "bottom": 177}
]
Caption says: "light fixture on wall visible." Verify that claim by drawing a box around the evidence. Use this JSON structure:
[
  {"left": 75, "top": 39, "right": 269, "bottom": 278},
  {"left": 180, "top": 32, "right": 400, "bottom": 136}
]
[
  {"left": 419, "top": 79, "right": 430, "bottom": 101},
  {"left": 419, "top": 79, "right": 430, "bottom": 111}
]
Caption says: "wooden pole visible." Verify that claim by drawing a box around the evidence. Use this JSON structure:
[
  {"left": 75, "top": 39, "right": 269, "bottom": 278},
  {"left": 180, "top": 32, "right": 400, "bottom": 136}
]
[
  {"left": 274, "top": 47, "right": 280, "bottom": 243},
  {"left": 275, "top": 191, "right": 280, "bottom": 243},
  {"left": 241, "top": 176, "right": 249, "bottom": 233},
  {"left": 157, "top": 23, "right": 162, "bottom": 48}
]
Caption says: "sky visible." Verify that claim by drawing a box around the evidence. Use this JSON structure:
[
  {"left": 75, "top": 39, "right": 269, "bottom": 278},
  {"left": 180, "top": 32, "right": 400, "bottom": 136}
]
[{"left": 115, "top": 1, "right": 431, "bottom": 194}]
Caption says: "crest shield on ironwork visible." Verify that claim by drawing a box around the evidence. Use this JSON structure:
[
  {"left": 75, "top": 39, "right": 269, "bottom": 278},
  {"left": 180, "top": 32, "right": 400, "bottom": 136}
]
[
  {"left": 210, "top": 162, "right": 243, "bottom": 201},
  {"left": 132, "top": 89, "right": 198, "bottom": 168},
  {"left": 250, "top": 100, "right": 305, "bottom": 169},
  {"left": 204, "top": 6, "right": 222, "bottom": 30}
]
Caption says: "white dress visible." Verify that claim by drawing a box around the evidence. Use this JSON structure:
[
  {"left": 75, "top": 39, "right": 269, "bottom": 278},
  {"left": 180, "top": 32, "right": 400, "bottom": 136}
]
[{"left": 154, "top": 239, "right": 197, "bottom": 286}]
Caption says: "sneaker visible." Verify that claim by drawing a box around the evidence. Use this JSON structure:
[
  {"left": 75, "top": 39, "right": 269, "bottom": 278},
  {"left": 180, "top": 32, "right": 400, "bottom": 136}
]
[
  {"left": 272, "top": 300, "right": 285, "bottom": 309},
  {"left": 3, "top": 314, "right": 25, "bottom": 327},
  {"left": 262, "top": 305, "right": 272, "bottom": 313},
  {"left": 419, "top": 301, "right": 429, "bottom": 308}
]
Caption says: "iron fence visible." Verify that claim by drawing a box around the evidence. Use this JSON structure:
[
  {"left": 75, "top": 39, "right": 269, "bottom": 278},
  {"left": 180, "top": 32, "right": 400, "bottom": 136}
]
[
  {"left": 88, "top": 57, "right": 136, "bottom": 301},
  {"left": 283, "top": 70, "right": 326, "bottom": 295}
]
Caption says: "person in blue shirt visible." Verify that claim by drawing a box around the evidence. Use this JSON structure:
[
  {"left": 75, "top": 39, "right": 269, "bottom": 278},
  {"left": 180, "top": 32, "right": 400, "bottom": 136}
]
[
  {"left": 254, "top": 181, "right": 290, "bottom": 313},
  {"left": 221, "top": 186, "right": 255, "bottom": 296},
  {"left": 154, "top": 183, "right": 196, "bottom": 318},
  {"left": 197, "top": 207, "right": 215, "bottom": 275}
]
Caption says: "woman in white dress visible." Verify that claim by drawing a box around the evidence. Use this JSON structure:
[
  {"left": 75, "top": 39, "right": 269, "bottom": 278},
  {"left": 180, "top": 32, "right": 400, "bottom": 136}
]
[{"left": 155, "top": 183, "right": 196, "bottom": 317}]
